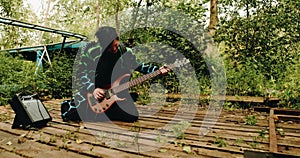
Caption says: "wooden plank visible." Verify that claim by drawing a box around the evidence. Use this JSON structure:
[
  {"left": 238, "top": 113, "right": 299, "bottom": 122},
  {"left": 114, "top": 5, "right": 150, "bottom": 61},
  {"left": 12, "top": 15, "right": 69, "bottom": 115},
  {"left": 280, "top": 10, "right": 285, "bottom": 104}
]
[
  {"left": 139, "top": 115, "right": 268, "bottom": 133},
  {"left": 0, "top": 129, "right": 91, "bottom": 158},
  {"left": 48, "top": 118, "right": 247, "bottom": 157},
  {"left": 278, "top": 145, "right": 300, "bottom": 156},
  {"left": 54, "top": 118, "right": 264, "bottom": 155},
  {"left": 53, "top": 117, "right": 267, "bottom": 148},
  {"left": 244, "top": 150, "right": 300, "bottom": 158},
  {"left": 0, "top": 122, "right": 148, "bottom": 158},
  {"left": 0, "top": 149, "right": 24, "bottom": 158},
  {"left": 46, "top": 101, "right": 300, "bottom": 151},
  {"left": 48, "top": 106, "right": 271, "bottom": 152},
  {"left": 276, "top": 114, "right": 300, "bottom": 123},
  {"left": 48, "top": 104, "right": 271, "bottom": 132},
  {"left": 145, "top": 93, "right": 281, "bottom": 104},
  {"left": 254, "top": 107, "right": 270, "bottom": 113},
  {"left": 42, "top": 123, "right": 217, "bottom": 158},
  {"left": 274, "top": 109, "right": 300, "bottom": 115},
  {"left": 3, "top": 99, "right": 300, "bottom": 157},
  {"left": 80, "top": 121, "right": 245, "bottom": 155},
  {"left": 52, "top": 120, "right": 241, "bottom": 157},
  {"left": 269, "top": 109, "right": 278, "bottom": 152}
]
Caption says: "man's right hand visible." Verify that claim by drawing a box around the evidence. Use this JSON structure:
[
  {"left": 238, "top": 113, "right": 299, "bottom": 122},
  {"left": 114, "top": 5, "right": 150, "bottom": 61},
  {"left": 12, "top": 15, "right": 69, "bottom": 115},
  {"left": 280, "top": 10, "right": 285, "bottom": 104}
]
[{"left": 93, "top": 88, "right": 106, "bottom": 100}]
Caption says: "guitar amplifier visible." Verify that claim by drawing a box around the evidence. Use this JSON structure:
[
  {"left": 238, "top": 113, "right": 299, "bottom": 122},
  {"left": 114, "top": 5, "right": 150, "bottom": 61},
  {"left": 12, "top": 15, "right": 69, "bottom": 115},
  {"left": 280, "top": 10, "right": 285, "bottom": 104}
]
[{"left": 9, "top": 93, "right": 52, "bottom": 129}]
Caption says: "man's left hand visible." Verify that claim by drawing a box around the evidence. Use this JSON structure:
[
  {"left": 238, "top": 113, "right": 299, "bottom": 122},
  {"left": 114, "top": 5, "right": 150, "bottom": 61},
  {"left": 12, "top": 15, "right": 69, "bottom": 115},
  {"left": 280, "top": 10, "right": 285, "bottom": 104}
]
[{"left": 159, "top": 66, "right": 171, "bottom": 75}]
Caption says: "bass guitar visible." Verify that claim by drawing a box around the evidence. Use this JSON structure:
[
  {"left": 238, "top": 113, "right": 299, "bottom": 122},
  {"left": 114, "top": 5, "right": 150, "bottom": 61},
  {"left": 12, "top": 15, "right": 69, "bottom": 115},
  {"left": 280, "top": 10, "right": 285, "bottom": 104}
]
[{"left": 86, "top": 58, "right": 190, "bottom": 114}]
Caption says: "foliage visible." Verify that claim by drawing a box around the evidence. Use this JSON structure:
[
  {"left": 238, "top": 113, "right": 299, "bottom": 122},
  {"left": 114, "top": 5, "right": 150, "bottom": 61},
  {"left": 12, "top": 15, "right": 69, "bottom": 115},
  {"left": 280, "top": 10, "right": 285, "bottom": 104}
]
[
  {"left": 182, "top": 145, "right": 192, "bottom": 154},
  {"left": 172, "top": 120, "right": 191, "bottom": 139},
  {"left": 216, "top": 0, "right": 300, "bottom": 97},
  {"left": 0, "top": 0, "right": 36, "bottom": 49},
  {"left": 213, "top": 135, "right": 227, "bottom": 147},
  {"left": 119, "top": 0, "right": 211, "bottom": 103},
  {"left": 0, "top": 53, "right": 37, "bottom": 105},
  {"left": 211, "top": 0, "right": 300, "bottom": 109},
  {"left": 40, "top": 51, "right": 75, "bottom": 99},
  {"left": 0, "top": 0, "right": 299, "bottom": 109},
  {"left": 234, "top": 138, "right": 244, "bottom": 146},
  {"left": 245, "top": 115, "right": 257, "bottom": 126},
  {"left": 0, "top": 51, "right": 74, "bottom": 105},
  {"left": 225, "top": 58, "right": 265, "bottom": 96},
  {"left": 277, "top": 49, "right": 300, "bottom": 109}
]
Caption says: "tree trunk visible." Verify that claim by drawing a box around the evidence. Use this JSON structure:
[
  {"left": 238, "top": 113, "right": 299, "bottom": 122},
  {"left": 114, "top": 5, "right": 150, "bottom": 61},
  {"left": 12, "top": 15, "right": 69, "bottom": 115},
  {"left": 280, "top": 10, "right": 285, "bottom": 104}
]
[
  {"left": 129, "top": 0, "right": 143, "bottom": 37},
  {"left": 115, "top": 0, "right": 120, "bottom": 35},
  {"left": 208, "top": 0, "right": 218, "bottom": 36},
  {"left": 38, "top": 0, "right": 51, "bottom": 44},
  {"left": 95, "top": 0, "right": 100, "bottom": 31}
]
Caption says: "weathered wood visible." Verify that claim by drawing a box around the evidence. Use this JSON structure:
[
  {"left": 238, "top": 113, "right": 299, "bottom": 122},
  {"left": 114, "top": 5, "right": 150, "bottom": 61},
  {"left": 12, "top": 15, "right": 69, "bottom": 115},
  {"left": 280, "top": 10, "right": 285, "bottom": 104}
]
[
  {"left": 149, "top": 94, "right": 280, "bottom": 103},
  {"left": 0, "top": 129, "right": 91, "bottom": 158},
  {"left": 274, "top": 109, "right": 300, "bottom": 115},
  {"left": 255, "top": 108, "right": 300, "bottom": 116},
  {"left": 50, "top": 118, "right": 267, "bottom": 155},
  {"left": 1, "top": 99, "right": 300, "bottom": 157},
  {"left": 244, "top": 150, "right": 300, "bottom": 158},
  {"left": 276, "top": 114, "right": 300, "bottom": 123},
  {"left": 49, "top": 120, "right": 241, "bottom": 157},
  {"left": 269, "top": 109, "right": 278, "bottom": 152},
  {"left": 0, "top": 150, "right": 23, "bottom": 158},
  {"left": 0, "top": 122, "right": 148, "bottom": 158}
]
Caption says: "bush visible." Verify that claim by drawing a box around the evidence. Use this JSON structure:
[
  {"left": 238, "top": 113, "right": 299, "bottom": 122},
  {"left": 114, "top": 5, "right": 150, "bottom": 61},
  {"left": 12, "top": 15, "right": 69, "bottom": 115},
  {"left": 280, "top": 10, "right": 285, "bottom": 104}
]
[
  {"left": 0, "top": 51, "right": 75, "bottom": 105},
  {"left": 41, "top": 52, "right": 75, "bottom": 99},
  {"left": 0, "top": 53, "right": 37, "bottom": 105},
  {"left": 277, "top": 49, "right": 300, "bottom": 109},
  {"left": 224, "top": 58, "right": 265, "bottom": 96}
]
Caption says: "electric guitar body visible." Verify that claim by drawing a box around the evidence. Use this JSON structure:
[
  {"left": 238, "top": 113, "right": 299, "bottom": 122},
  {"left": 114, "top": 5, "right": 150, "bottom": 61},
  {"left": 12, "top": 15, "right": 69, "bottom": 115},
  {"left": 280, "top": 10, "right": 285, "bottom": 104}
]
[{"left": 86, "top": 74, "right": 129, "bottom": 114}]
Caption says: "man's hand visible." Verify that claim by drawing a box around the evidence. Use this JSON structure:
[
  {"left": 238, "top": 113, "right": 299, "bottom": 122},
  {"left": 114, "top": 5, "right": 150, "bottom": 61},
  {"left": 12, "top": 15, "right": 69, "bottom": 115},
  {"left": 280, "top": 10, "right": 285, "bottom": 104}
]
[
  {"left": 93, "top": 88, "right": 106, "bottom": 100},
  {"left": 159, "top": 66, "right": 171, "bottom": 75}
]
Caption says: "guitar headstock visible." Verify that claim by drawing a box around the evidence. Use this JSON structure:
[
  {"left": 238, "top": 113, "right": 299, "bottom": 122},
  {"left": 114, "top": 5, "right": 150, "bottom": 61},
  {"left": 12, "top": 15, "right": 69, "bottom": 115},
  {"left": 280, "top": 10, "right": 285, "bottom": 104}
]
[{"left": 172, "top": 58, "right": 190, "bottom": 68}]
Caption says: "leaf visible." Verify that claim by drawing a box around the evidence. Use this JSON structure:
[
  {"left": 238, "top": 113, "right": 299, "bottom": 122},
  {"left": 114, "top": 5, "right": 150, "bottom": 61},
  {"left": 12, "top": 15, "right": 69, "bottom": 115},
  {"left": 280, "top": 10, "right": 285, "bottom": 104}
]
[
  {"left": 76, "top": 138, "right": 83, "bottom": 144},
  {"left": 159, "top": 149, "right": 168, "bottom": 153},
  {"left": 182, "top": 145, "right": 192, "bottom": 153},
  {"left": 6, "top": 141, "right": 12, "bottom": 146}
]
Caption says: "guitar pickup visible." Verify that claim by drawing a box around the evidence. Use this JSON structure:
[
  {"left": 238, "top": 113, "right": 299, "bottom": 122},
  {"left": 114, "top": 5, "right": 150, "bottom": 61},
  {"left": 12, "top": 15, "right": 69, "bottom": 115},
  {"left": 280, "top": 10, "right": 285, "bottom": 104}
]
[{"left": 105, "top": 89, "right": 114, "bottom": 99}]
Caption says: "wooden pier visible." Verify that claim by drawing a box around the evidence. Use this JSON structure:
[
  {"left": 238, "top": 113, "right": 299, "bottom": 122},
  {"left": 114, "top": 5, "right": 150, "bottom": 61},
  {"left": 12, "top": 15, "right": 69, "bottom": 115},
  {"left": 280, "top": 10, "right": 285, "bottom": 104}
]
[{"left": 0, "top": 98, "right": 299, "bottom": 158}]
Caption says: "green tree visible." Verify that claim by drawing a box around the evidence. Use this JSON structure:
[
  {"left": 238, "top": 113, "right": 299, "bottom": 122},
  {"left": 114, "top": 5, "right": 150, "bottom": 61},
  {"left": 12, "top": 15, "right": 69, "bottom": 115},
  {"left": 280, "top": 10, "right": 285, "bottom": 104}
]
[
  {"left": 0, "top": 0, "right": 35, "bottom": 49},
  {"left": 208, "top": 0, "right": 218, "bottom": 36},
  {"left": 217, "top": 0, "right": 299, "bottom": 79},
  {"left": 216, "top": 0, "right": 300, "bottom": 96}
]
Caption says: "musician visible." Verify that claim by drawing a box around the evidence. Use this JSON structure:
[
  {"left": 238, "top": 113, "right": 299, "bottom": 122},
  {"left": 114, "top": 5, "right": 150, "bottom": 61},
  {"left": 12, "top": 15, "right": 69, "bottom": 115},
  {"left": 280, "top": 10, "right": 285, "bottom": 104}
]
[{"left": 75, "top": 26, "right": 169, "bottom": 122}]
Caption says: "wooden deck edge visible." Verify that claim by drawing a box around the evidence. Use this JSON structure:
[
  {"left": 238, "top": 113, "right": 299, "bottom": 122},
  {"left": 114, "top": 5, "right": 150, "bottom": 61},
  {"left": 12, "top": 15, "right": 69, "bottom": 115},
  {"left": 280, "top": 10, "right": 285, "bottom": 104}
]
[
  {"left": 154, "top": 93, "right": 280, "bottom": 104},
  {"left": 244, "top": 150, "right": 300, "bottom": 158},
  {"left": 269, "top": 109, "right": 278, "bottom": 153}
]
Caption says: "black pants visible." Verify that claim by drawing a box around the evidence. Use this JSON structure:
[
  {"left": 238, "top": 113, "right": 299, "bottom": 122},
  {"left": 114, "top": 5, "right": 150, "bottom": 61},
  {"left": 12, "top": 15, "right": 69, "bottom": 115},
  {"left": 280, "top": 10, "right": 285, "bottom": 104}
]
[{"left": 102, "top": 101, "right": 139, "bottom": 122}]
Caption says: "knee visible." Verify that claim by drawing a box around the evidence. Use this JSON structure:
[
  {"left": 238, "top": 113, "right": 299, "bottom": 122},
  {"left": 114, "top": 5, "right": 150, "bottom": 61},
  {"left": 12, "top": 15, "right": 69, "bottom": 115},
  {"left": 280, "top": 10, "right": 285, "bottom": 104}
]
[{"left": 125, "top": 114, "right": 139, "bottom": 123}]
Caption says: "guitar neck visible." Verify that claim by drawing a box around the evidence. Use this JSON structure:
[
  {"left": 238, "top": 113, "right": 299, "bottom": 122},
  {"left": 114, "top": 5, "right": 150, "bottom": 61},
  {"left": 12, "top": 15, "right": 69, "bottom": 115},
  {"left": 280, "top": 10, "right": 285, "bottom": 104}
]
[
  {"left": 113, "top": 69, "right": 163, "bottom": 94},
  {"left": 107, "top": 59, "right": 189, "bottom": 95}
]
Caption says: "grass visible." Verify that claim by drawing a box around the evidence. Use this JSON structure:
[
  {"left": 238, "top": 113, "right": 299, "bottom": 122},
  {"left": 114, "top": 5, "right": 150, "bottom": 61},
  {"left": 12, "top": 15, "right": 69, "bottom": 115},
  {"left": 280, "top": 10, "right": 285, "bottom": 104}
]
[
  {"left": 213, "top": 135, "right": 227, "bottom": 147},
  {"left": 245, "top": 115, "right": 257, "bottom": 126}
]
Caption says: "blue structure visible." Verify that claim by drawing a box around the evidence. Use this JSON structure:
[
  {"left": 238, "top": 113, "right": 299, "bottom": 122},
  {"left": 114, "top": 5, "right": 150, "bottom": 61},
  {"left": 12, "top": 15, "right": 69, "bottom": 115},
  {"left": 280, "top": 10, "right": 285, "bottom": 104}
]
[{"left": 0, "top": 17, "right": 88, "bottom": 73}]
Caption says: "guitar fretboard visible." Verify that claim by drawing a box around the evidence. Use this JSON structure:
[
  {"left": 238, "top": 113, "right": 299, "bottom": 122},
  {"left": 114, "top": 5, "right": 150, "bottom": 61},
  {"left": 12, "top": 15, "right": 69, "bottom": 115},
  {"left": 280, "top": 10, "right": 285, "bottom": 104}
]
[{"left": 112, "top": 69, "right": 162, "bottom": 94}]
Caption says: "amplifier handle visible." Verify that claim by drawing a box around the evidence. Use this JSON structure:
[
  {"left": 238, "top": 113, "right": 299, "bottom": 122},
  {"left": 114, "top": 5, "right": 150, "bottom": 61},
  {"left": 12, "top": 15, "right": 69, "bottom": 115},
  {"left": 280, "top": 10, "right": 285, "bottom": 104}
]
[{"left": 21, "top": 95, "right": 34, "bottom": 101}]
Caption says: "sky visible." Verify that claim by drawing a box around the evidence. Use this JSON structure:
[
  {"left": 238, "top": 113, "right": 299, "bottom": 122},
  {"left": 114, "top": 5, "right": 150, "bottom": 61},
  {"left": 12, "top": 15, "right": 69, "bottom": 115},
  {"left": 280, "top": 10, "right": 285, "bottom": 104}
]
[
  {"left": 24, "top": 0, "right": 210, "bottom": 16},
  {"left": 23, "top": 0, "right": 211, "bottom": 27},
  {"left": 24, "top": 0, "right": 43, "bottom": 14}
]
